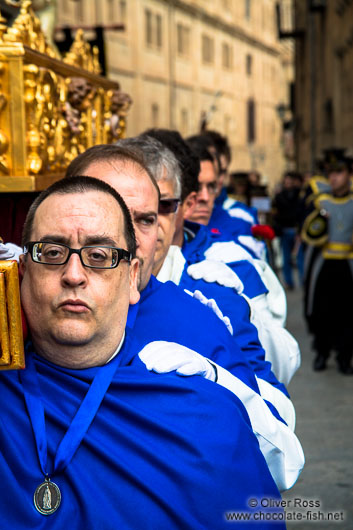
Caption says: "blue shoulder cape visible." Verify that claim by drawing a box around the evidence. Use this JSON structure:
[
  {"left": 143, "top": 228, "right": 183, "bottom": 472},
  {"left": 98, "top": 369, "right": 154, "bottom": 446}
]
[
  {"left": 177, "top": 270, "right": 289, "bottom": 400},
  {"left": 182, "top": 220, "right": 268, "bottom": 298},
  {"left": 0, "top": 332, "right": 284, "bottom": 529},
  {"left": 129, "top": 276, "right": 260, "bottom": 394}
]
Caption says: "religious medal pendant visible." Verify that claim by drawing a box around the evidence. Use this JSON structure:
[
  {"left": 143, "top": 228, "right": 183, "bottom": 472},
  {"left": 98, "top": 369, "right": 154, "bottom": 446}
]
[{"left": 34, "top": 476, "right": 61, "bottom": 515}]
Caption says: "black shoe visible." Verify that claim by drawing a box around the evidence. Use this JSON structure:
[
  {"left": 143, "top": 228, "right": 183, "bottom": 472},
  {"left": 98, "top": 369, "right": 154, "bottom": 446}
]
[
  {"left": 313, "top": 355, "right": 327, "bottom": 371},
  {"left": 337, "top": 359, "right": 353, "bottom": 375}
]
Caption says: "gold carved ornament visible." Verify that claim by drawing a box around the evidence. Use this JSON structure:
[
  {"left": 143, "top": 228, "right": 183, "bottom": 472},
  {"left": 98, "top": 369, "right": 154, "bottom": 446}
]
[{"left": 0, "top": 2, "right": 127, "bottom": 191}]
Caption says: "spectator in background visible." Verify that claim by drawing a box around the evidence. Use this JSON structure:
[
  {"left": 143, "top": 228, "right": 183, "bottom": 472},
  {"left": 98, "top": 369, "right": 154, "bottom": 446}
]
[{"left": 272, "top": 171, "right": 304, "bottom": 290}]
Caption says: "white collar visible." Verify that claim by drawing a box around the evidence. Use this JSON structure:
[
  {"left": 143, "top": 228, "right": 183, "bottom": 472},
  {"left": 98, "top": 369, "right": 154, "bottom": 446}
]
[{"left": 105, "top": 331, "right": 126, "bottom": 364}]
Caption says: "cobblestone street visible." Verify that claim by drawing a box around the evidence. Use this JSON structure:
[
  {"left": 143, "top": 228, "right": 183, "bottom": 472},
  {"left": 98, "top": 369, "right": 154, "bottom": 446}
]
[{"left": 282, "top": 284, "right": 353, "bottom": 529}]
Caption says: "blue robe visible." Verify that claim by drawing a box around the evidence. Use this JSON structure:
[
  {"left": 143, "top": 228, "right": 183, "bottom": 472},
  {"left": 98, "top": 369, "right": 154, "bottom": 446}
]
[
  {"left": 0, "top": 333, "right": 284, "bottom": 529},
  {"left": 177, "top": 270, "right": 289, "bottom": 402},
  {"left": 128, "top": 275, "right": 260, "bottom": 394},
  {"left": 209, "top": 188, "right": 258, "bottom": 238},
  {"left": 183, "top": 220, "right": 268, "bottom": 299}
]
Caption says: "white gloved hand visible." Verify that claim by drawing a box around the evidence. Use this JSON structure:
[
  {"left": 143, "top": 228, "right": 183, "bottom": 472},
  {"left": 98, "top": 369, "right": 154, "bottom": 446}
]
[
  {"left": 228, "top": 207, "right": 256, "bottom": 225},
  {"left": 204, "top": 241, "right": 255, "bottom": 264},
  {"left": 238, "top": 235, "right": 266, "bottom": 260},
  {"left": 253, "top": 259, "right": 287, "bottom": 325},
  {"left": 187, "top": 259, "right": 244, "bottom": 293},
  {"left": 0, "top": 242, "right": 23, "bottom": 262},
  {"left": 139, "top": 341, "right": 217, "bottom": 380},
  {"left": 186, "top": 289, "right": 233, "bottom": 335}
]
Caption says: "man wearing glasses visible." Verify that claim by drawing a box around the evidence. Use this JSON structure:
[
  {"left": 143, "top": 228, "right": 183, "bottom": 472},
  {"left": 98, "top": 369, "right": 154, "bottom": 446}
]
[{"left": 0, "top": 175, "right": 284, "bottom": 528}]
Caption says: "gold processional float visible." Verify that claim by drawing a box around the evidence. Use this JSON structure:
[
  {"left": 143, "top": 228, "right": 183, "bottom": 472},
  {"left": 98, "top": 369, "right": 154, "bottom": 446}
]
[{"left": 0, "top": 1, "right": 132, "bottom": 369}]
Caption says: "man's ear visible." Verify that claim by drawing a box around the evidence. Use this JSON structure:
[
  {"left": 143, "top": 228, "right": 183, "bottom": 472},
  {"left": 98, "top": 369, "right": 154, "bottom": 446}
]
[
  {"left": 129, "top": 258, "right": 140, "bottom": 305},
  {"left": 19, "top": 254, "right": 27, "bottom": 279},
  {"left": 182, "top": 192, "right": 197, "bottom": 220}
]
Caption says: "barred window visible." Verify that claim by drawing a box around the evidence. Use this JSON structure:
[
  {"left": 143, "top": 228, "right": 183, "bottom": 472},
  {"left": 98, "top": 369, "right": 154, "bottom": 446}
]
[
  {"left": 222, "top": 42, "right": 233, "bottom": 69},
  {"left": 177, "top": 23, "right": 190, "bottom": 56},
  {"left": 202, "top": 34, "right": 214, "bottom": 64}
]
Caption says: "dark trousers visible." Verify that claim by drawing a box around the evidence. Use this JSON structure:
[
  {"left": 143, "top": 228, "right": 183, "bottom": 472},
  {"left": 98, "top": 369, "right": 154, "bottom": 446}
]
[
  {"left": 310, "top": 260, "right": 353, "bottom": 363},
  {"left": 280, "top": 228, "right": 304, "bottom": 287}
]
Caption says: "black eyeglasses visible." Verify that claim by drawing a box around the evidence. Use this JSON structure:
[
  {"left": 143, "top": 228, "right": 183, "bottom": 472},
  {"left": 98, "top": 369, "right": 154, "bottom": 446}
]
[
  {"left": 197, "top": 182, "right": 218, "bottom": 195},
  {"left": 24, "top": 242, "right": 132, "bottom": 269},
  {"left": 158, "top": 198, "right": 180, "bottom": 214}
]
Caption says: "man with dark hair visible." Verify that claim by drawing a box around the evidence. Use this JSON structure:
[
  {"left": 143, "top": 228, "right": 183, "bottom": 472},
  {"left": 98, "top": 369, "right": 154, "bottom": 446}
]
[
  {"left": 272, "top": 171, "right": 305, "bottom": 290},
  {"left": 0, "top": 176, "right": 285, "bottom": 528},
  {"left": 184, "top": 142, "right": 218, "bottom": 225},
  {"left": 21, "top": 176, "right": 137, "bottom": 255},
  {"left": 143, "top": 128, "right": 200, "bottom": 202},
  {"left": 201, "top": 129, "right": 232, "bottom": 186},
  {"left": 186, "top": 134, "right": 258, "bottom": 243}
]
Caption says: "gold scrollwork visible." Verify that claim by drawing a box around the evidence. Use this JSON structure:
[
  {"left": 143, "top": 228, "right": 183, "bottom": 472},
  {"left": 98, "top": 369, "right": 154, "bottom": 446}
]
[
  {"left": 0, "top": 61, "right": 9, "bottom": 174},
  {"left": 0, "top": 2, "right": 131, "bottom": 191}
]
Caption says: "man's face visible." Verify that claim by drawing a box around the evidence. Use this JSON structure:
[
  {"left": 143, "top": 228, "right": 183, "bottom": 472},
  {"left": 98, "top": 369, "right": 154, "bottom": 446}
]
[
  {"left": 83, "top": 161, "right": 159, "bottom": 290},
  {"left": 20, "top": 190, "right": 139, "bottom": 367},
  {"left": 328, "top": 168, "right": 350, "bottom": 195},
  {"left": 185, "top": 160, "right": 217, "bottom": 225},
  {"left": 283, "top": 176, "right": 294, "bottom": 190},
  {"left": 153, "top": 176, "right": 178, "bottom": 276}
]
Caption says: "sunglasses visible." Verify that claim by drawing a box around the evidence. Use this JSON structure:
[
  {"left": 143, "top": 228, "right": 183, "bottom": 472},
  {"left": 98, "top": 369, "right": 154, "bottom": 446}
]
[{"left": 158, "top": 198, "right": 180, "bottom": 214}]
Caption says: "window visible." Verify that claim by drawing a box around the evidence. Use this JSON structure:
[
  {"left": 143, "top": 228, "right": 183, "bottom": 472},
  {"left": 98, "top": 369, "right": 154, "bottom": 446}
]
[
  {"left": 145, "top": 9, "right": 163, "bottom": 49},
  {"left": 119, "top": 0, "right": 127, "bottom": 24},
  {"left": 246, "top": 54, "right": 252, "bottom": 75},
  {"left": 222, "top": 42, "right": 232, "bottom": 69},
  {"left": 245, "top": 0, "right": 251, "bottom": 20},
  {"left": 151, "top": 103, "right": 159, "bottom": 127},
  {"left": 224, "top": 115, "right": 231, "bottom": 138},
  {"left": 202, "top": 34, "right": 214, "bottom": 64},
  {"left": 247, "top": 99, "right": 256, "bottom": 143},
  {"left": 107, "top": 0, "right": 115, "bottom": 22},
  {"left": 180, "top": 108, "right": 189, "bottom": 136},
  {"left": 75, "top": 0, "right": 84, "bottom": 22},
  {"left": 156, "top": 14, "right": 162, "bottom": 48},
  {"left": 177, "top": 23, "right": 190, "bottom": 56},
  {"left": 145, "top": 9, "right": 153, "bottom": 46}
]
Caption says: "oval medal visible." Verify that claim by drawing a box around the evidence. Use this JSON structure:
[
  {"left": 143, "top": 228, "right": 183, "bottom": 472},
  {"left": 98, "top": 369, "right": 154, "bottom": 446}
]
[{"left": 34, "top": 479, "right": 61, "bottom": 515}]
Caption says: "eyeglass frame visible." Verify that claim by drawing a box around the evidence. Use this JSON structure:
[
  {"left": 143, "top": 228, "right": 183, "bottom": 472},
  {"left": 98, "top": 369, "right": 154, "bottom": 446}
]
[
  {"left": 197, "top": 181, "right": 218, "bottom": 196},
  {"left": 158, "top": 198, "right": 181, "bottom": 214},
  {"left": 24, "top": 241, "right": 132, "bottom": 270}
]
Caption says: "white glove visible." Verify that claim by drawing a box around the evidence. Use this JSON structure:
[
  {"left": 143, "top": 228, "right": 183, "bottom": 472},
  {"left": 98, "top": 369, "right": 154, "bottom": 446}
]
[
  {"left": 205, "top": 241, "right": 255, "bottom": 264},
  {"left": 228, "top": 207, "right": 256, "bottom": 225},
  {"left": 187, "top": 259, "right": 244, "bottom": 293},
  {"left": 253, "top": 259, "right": 287, "bottom": 325},
  {"left": 139, "top": 341, "right": 217, "bottom": 380},
  {"left": 185, "top": 289, "right": 233, "bottom": 335},
  {"left": 238, "top": 235, "right": 266, "bottom": 260},
  {"left": 0, "top": 242, "right": 23, "bottom": 262}
]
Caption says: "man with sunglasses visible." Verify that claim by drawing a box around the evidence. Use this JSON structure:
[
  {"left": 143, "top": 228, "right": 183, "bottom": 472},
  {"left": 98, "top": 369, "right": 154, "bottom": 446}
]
[{"left": 0, "top": 175, "right": 286, "bottom": 528}]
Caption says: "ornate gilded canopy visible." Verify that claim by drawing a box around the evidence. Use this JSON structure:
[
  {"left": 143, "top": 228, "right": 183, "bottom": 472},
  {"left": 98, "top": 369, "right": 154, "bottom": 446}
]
[{"left": 0, "top": 0, "right": 132, "bottom": 192}]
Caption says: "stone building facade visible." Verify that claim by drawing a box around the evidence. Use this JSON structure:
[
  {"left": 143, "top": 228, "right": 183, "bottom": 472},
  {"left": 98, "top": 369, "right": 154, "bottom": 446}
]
[
  {"left": 56, "top": 0, "right": 294, "bottom": 188},
  {"left": 294, "top": 0, "right": 353, "bottom": 172}
]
